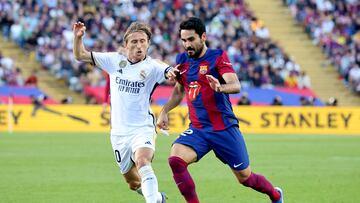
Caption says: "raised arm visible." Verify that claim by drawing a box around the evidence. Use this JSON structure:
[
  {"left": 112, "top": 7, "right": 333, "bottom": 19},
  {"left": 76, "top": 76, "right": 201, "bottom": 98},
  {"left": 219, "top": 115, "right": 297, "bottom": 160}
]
[
  {"left": 73, "top": 22, "right": 92, "bottom": 63},
  {"left": 156, "top": 83, "right": 185, "bottom": 130}
]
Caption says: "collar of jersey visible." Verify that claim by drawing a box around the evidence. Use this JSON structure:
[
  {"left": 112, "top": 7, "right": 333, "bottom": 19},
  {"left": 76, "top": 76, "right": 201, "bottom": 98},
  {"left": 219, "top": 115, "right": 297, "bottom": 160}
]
[{"left": 127, "top": 56, "right": 147, "bottom": 65}]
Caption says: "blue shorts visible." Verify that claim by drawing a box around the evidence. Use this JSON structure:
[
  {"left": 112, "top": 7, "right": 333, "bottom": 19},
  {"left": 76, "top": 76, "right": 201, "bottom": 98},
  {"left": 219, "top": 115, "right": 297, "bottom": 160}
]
[{"left": 173, "top": 126, "right": 249, "bottom": 171}]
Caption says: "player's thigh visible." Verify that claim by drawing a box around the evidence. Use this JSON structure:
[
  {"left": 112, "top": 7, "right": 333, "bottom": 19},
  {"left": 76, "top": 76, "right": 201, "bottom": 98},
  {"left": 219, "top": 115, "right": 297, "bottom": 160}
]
[
  {"left": 172, "top": 128, "right": 211, "bottom": 164},
  {"left": 110, "top": 135, "right": 134, "bottom": 174},
  {"left": 131, "top": 128, "right": 156, "bottom": 166},
  {"left": 210, "top": 127, "right": 250, "bottom": 171}
]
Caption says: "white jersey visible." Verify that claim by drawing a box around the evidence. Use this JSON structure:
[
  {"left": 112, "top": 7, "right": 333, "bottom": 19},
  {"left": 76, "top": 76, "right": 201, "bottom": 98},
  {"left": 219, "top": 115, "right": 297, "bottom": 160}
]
[{"left": 92, "top": 52, "right": 170, "bottom": 136}]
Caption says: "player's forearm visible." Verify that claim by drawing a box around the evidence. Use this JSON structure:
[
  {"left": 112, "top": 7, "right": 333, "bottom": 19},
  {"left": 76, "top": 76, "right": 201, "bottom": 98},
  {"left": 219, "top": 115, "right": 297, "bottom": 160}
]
[
  {"left": 73, "top": 36, "right": 92, "bottom": 62},
  {"left": 162, "top": 85, "right": 184, "bottom": 113},
  {"left": 219, "top": 82, "right": 241, "bottom": 94}
]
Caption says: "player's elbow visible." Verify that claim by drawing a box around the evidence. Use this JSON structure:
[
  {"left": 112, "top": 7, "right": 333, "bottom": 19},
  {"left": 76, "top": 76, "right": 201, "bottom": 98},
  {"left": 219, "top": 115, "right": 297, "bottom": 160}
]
[{"left": 74, "top": 51, "right": 88, "bottom": 62}]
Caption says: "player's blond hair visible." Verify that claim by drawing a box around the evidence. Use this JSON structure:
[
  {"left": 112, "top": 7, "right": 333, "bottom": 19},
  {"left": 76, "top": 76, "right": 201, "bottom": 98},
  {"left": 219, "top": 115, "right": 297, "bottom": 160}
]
[{"left": 123, "top": 22, "right": 152, "bottom": 44}]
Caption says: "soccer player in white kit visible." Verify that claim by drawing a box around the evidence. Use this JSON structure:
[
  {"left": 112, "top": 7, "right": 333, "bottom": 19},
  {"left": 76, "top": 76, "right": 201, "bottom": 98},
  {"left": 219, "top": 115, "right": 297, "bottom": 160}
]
[{"left": 73, "top": 21, "right": 170, "bottom": 203}]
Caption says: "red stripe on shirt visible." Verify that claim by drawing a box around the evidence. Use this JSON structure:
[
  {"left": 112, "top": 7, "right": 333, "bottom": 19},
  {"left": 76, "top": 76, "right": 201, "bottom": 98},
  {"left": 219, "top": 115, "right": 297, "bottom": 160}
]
[{"left": 198, "top": 61, "right": 225, "bottom": 131}]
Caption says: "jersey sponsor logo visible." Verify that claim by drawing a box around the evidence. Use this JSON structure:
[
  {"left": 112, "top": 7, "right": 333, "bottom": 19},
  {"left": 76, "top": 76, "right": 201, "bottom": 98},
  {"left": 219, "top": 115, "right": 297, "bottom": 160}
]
[
  {"left": 188, "top": 81, "right": 201, "bottom": 102},
  {"left": 199, "top": 65, "right": 208, "bottom": 74},
  {"left": 115, "top": 77, "right": 145, "bottom": 94}
]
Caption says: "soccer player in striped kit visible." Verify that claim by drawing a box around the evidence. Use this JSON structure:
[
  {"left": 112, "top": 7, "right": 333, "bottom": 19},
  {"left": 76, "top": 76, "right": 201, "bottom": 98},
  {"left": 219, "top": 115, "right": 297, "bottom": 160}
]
[{"left": 157, "top": 17, "right": 284, "bottom": 203}]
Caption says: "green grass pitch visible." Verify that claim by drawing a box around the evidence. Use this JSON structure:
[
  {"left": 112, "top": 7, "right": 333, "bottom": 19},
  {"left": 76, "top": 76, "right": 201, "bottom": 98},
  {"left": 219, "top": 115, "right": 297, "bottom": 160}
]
[{"left": 1, "top": 132, "right": 360, "bottom": 203}]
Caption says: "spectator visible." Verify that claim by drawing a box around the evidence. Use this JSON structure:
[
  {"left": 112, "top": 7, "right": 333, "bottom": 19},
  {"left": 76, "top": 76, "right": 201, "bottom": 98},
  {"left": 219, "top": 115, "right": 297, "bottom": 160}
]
[
  {"left": 25, "top": 69, "right": 38, "bottom": 86},
  {"left": 326, "top": 97, "right": 338, "bottom": 106},
  {"left": 237, "top": 92, "right": 252, "bottom": 105},
  {"left": 297, "top": 70, "right": 311, "bottom": 89},
  {"left": 299, "top": 96, "right": 312, "bottom": 106},
  {"left": 271, "top": 96, "right": 283, "bottom": 106},
  {"left": 284, "top": 71, "right": 298, "bottom": 88}
]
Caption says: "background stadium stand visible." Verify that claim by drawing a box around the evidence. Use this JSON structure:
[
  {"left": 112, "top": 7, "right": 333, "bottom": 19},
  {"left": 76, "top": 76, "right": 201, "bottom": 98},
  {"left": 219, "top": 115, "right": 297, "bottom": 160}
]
[
  {"left": 1, "top": 0, "right": 358, "bottom": 106},
  {"left": 0, "top": 35, "right": 86, "bottom": 103},
  {"left": 246, "top": 0, "right": 360, "bottom": 106}
]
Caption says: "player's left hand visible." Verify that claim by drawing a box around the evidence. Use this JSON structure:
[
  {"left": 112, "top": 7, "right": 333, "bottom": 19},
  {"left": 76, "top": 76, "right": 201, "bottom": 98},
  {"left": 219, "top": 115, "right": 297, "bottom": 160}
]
[{"left": 206, "top": 75, "right": 221, "bottom": 92}]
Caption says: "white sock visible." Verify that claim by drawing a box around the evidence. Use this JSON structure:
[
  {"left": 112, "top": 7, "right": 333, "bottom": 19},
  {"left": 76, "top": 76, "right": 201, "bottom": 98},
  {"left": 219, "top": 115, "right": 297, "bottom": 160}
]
[
  {"left": 138, "top": 165, "right": 159, "bottom": 203},
  {"left": 156, "top": 192, "right": 163, "bottom": 203},
  {"left": 136, "top": 187, "right": 163, "bottom": 203}
]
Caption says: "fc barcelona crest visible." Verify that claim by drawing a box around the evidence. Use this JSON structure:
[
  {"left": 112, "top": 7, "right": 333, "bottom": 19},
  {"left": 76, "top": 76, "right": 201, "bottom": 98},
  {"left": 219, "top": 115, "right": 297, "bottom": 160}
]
[{"left": 199, "top": 65, "right": 208, "bottom": 75}]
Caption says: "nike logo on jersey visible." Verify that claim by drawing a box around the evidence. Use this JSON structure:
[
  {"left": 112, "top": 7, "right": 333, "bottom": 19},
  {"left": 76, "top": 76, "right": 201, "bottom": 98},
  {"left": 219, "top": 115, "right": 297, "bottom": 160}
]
[
  {"left": 233, "top": 163, "right": 243, "bottom": 168},
  {"left": 180, "top": 70, "right": 187, "bottom": 75},
  {"left": 223, "top": 61, "right": 232, "bottom": 66}
]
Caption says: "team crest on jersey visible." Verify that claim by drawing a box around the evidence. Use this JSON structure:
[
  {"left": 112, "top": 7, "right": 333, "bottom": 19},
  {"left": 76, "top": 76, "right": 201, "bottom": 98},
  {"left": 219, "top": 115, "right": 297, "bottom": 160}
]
[
  {"left": 119, "top": 60, "right": 127, "bottom": 68},
  {"left": 140, "top": 70, "right": 147, "bottom": 80},
  {"left": 188, "top": 81, "right": 201, "bottom": 102},
  {"left": 199, "top": 65, "right": 208, "bottom": 75}
]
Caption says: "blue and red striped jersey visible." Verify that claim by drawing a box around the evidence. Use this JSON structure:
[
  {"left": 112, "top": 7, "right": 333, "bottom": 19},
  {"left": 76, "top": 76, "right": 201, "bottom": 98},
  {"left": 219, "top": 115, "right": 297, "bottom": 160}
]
[{"left": 176, "top": 48, "right": 239, "bottom": 131}]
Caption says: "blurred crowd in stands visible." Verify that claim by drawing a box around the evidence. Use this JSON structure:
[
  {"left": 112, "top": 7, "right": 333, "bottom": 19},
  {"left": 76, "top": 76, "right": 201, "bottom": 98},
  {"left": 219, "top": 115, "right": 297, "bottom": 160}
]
[
  {"left": 0, "top": 0, "right": 312, "bottom": 100},
  {"left": 284, "top": 0, "right": 360, "bottom": 93},
  {"left": 0, "top": 50, "right": 38, "bottom": 86}
]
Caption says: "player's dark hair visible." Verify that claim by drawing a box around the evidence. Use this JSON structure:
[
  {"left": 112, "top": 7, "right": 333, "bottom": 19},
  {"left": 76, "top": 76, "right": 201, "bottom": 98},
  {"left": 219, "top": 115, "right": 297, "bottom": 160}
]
[
  {"left": 123, "top": 22, "right": 152, "bottom": 44},
  {"left": 179, "top": 17, "right": 206, "bottom": 37}
]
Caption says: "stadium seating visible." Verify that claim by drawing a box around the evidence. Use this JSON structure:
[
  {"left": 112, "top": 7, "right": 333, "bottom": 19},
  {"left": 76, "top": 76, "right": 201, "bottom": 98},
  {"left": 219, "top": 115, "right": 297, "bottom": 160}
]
[
  {"left": 0, "top": 0, "right": 323, "bottom": 105},
  {"left": 284, "top": 0, "right": 360, "bottom": 93}
]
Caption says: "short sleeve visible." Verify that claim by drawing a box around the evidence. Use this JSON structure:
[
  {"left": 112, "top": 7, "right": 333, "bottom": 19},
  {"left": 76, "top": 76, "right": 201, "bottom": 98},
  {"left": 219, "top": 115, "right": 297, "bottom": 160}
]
[
  {"left": 215, "top": 51, "right": 235, "bottom": 76},
  {"left": 152, "top": 59, "right": 171, "bottom": 84},
  {"left": 92, "top": 52, "right": 119, "bottom": 73}
]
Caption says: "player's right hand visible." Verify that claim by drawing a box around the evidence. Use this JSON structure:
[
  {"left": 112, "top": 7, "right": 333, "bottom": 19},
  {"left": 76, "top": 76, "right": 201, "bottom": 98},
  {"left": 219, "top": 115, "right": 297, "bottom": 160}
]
[
  {"left": 166, "top": 64, "right": 180, "bottom": 82},
  {"left": 73, "top": 22, "right": 86, "bottom": 38},
  {"left": 156, "top": 110, "right": 169, "bottom": 130}
]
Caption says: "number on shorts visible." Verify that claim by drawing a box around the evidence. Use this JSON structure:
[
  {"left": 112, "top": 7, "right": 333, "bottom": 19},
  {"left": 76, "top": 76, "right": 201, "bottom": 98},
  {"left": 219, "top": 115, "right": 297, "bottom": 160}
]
[
  {"left": 180, "top": 129, "right": 193, "bottom": 137},
  {"left": 114, "top": 150, "right": 121, "bottom": 163}
]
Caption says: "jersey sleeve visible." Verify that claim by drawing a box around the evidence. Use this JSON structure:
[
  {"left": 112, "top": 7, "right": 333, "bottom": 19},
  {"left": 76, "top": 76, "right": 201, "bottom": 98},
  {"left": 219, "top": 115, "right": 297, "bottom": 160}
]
[
  {"left": 215, "top": 51, "right": 236, "bottom": 75},
  {"left": 152, "top": 59, "right": 171, "bottom": 84},
  {"left": 91, "top": 52, "right": 118, "bottom": 73}
]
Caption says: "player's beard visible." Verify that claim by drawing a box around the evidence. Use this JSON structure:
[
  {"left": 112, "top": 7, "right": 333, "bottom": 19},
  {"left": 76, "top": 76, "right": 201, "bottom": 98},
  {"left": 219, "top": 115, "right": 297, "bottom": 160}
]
[{"left": 187, "top": 44, "right": 204, "bottom": 59}]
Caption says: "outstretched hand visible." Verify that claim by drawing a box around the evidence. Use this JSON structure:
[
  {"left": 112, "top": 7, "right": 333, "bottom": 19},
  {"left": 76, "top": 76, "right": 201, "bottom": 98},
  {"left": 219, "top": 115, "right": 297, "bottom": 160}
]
[
  {"left": 73, "top": 22, "right": 86, "bottom": 38},
  {"left": 206, "top": 75, "right": 221, "bottom": 92},
  {"left": 166, "top": 64, "right": 181, "bottom": 82}
]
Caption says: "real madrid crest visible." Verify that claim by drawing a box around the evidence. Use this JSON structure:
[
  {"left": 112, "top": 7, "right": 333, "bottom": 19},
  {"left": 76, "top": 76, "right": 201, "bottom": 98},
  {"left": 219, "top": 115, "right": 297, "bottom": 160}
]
[
  {"left": 199, "top": 65, "right": 208, "bottom": 75},
  {"left": 140, "top": 70, "right": 147, "bottom": 80}
]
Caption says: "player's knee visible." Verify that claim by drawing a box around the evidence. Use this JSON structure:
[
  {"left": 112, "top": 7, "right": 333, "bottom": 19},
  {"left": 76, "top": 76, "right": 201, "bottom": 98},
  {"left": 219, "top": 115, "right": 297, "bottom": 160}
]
[
  {"left": 135, "top": 157, "right": 151, "bottom": 169},
  {"left": 237, "top": 169, "right": 252, "bottom": 184},
  {"left": 168, "top": 156, "right": 187, "bottom": 173},
  {"left": 127, "top": 180, "right": 141, "bottom": 191}
]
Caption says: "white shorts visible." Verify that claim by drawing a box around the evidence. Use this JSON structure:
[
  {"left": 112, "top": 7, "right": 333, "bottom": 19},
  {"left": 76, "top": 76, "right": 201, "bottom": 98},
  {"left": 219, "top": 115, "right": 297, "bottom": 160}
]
[{"left": 110, "top": 128, "right": 156, "bottom": 174}]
